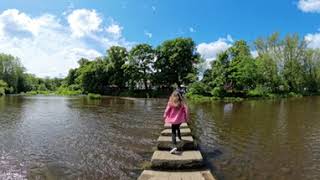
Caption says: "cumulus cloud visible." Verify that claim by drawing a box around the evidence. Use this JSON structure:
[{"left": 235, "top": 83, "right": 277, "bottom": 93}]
[
  {"left": 298, "top": 0, "right": 320, "bottom": 13},
  {"left": 305, "top": 32, "right": 320, "bottom": 48},
  {"left": 0, "top": 8, "right": 132, "bottom": 77},
  {"left": 197, "top": 36, "right": 233, "bottom": 61},
  {"left": 67, "top": 9, "right": 102, "bottom": 37},
  {"left": 106, "top": 24, "right": 122, "bottom": 38},
  {"left": 196, "top": 35, "right": 233, "bottom": 78}
]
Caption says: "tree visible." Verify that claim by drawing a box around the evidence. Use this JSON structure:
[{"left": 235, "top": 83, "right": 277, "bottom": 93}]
[
  {"left": 106, "top": 46, "right": 128, "bottom": 88},
  {"left": 154, "top": 38, "right": 200, "bottom": 88},
  {"left": 227, "top": 40, "right": 257, "bottom": 91},
  {"left": 126, "top": 44, "right": 155, "bottom": 90},
  {"left": 65, "top": 69, "right": 77, "bottom": 86},
  {"left": 209, "top": 51, "right": 229, "bottom": 96},
  {"left": 0, "top": 80, "right": 8, "bottom": 96},
  {"left": 76, "top": 59, "right": 109, "bottom": 94},
  {"left": 0, "top": 53, "right": 26, "bottom": 93},
  {"left": 255, "top": 54, "right": 280, "bottom": 92},
  {"left": 255, "top": 33, "right": 311, "bottom": 93}
]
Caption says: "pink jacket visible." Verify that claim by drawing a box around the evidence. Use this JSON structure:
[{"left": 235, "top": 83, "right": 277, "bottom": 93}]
[{"left": 163, "top": 103, "right": 189, "bottom": 124}]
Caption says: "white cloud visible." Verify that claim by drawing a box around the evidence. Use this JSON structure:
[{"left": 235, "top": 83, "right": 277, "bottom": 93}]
[
  {"left": 196, "top": 36, "right": 233, "bottom": 79},
  {"left": 298, "top": 0, "right": 320, "bottom": 13},
  {"left": 106, "top": 24, "right": 122, "bottom": 37},
  {"left": 0, "top": 8, "right": 132, "bottom": 77},
  {"left": 305, "top": 32, "right": 320, "bottom": 48},
  {"left": 144, "top": 31, "right": 152, "bottom": 38},
  {"left": 67, "top": 9, "right": 102, "bottom": 37},
  {"left": 197, "top": 36, "right": 233, "bottom": 61},
  {"left": 189, "top": 27, "right": 195, "bottom": 33}
]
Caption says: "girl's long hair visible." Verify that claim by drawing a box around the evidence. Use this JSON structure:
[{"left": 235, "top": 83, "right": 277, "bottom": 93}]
[{"left": 168, "top": 90, "right": 184, "bottom": 108}]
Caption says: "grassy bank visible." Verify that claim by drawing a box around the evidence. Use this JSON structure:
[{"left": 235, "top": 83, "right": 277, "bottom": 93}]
[{"left": 185, "top": 92, "right": 318, "bottom": 103}]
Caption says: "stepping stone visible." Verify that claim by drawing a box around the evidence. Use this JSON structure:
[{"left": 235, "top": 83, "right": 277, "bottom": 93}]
[
  {"left": 151, "top": 150, "right": 204, "bottom": 169},
  {"left": 157, "top": 136, "right": 197, "bottom": 150},
  {"left": 161, "top": 128, "right": 191, "bottom": 136},
  {"left": 164, "top": 123, "right": 188, "bottom": 129},
  {"left": 138, "top": 170, "right": 216, "bottom": 180}
]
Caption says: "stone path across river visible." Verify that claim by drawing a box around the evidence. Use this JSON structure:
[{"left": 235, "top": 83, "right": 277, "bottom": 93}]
[{"left": 138, "top": 123, "right": 216, "bottom": 180}]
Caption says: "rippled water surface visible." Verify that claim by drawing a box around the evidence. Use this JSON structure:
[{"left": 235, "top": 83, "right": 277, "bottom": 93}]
[{"left": 0, "top": 96, "right": 320, "bottom": 180}]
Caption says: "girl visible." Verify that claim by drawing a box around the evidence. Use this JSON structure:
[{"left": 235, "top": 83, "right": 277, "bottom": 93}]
[{"left": 163, "top": 90, "right": 189, "bottom": 154}]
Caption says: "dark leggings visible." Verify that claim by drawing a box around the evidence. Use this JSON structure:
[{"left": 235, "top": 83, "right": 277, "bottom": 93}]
[{"left": 171, "top": 123, "right": 182, "bottom": 145}]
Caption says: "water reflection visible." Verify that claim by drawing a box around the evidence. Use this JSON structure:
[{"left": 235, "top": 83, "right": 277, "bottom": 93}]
[
  {"left": 0, "top": 96, "right": 166, "bottom": 180},
  {"left": 192, "top": 97, "right": 320, "bottom": 180},
  {"left": 0, "top": 96, "right": 320, "bottom": 179}
]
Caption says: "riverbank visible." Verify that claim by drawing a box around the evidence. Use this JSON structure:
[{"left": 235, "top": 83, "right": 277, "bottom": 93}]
[
  {"left": 16, "top": 89, "right": 173, "bottom": 98},
  {"left": 185, "top": 92, "right": 320, "bottom": 103},
  {"left": 6, "top": 90, "right": 319, "bottom": 104}
]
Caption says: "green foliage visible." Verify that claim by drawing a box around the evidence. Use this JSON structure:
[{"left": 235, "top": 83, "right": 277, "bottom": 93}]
[
  {"left": 1, "top": 34, "right": 319, "bottom": 100},
  {"left": 0, "top": 53, "right": 25, "bottom": 93},
  {"left": 188, "top": 33, "right": 320, "bottom": 100},
  {"left": 25, "top": 91, "right": 38, "bottom": 95},
  {"left": 187, "top": 81, "right": 211, "bottom": 96},
  {"left": 254, "top": 33, "right": 318, "bottom": 93},
  {"left": 211, "top": 87, "right": 226, "bottom": 97},
  {"left": 75, "top": 58, "right": 109, "bottom": 94},
  {"left": 0, "top": 80, "right": 8, "bottom": 96},
  {"left": 247, "top": 85, "right": 271, "bottom": 97},
  {"left": 55, "top": 86, "right": 82, "bottom": 95},
  {"left": 227, "top": 40, "right": 257, "bottom": 91},
  {"left": 154, "top": 38, "right": 200, "bottom": 87},
  {"left": 124, "top": 44, "right": 155, "bottom": 90},
  {"left": 88, "top": 93, "right": 102, "bottom": 99},
  {"left": 107, "top": 46, "right": 128, "bottom": 88}
]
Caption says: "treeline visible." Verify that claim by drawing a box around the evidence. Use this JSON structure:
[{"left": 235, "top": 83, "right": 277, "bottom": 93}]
[
  {"left": 62, "top": 38, "right": 200, "bottom": 97},
  {"left": 1, "top": 33, "right": 320, "bottom": 98},
  {"left": 188, "top": 33, "right": 320, "bottom": 98},
  {"left": 0, "top": 53, "right": 63, "bottom": 96}
]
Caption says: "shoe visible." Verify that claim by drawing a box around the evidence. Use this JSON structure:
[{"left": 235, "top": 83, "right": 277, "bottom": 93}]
[{"left": 169, "top": 147, "right": 177, "bottom": 154}]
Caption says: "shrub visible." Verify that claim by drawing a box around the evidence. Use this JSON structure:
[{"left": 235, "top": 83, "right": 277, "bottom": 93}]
[
  {"left": 247, "top": 85, "right": 270, "bottom": 97},
  {"left": 88, "top": 93, "right": 102, "bottom": 99},
  {"left": 210, "top": 87, "right": 225, "bottom": 97},
  {"left": 187, "top": 82, "right": 211, "bottom": 96}
]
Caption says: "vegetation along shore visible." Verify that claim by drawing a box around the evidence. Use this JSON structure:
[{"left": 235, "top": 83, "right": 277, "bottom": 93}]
[{"left": 1, "top": 32, "right": 320, "bottom": 101}]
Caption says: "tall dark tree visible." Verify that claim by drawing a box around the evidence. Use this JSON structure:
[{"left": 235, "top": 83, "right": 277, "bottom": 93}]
[
  {"left": 107, "top": 46, "right": 128, "bottom": 88},
  {"left": 154, "top": 38, "right": 200, "bottom": 88},
  {"left": 126, "top": 44, "right": 155, "bottom": 90}
]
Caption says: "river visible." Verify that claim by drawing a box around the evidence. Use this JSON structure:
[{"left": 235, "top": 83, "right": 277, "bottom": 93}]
[{"left": 0, "top": 96, "right": 319, "bottom": 180}]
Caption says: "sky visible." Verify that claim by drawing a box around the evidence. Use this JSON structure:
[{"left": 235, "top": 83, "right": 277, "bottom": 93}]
[{"left": 0, "top": 0, "right": 320, "bottom": 77}]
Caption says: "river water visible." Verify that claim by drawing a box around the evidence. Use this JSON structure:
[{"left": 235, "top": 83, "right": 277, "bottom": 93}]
[{"left": 0, "top": 96, "right": 319, "bottom": 180}]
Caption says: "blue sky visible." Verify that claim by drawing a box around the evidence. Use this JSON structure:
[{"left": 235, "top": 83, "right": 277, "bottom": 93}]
[{"left": 0, "top": 0, "right": 320, "bottom": 77}]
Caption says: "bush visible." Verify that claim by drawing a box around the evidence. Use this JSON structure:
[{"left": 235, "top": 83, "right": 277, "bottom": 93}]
[
  {"left": 56, "top": 86, "right": 82, "bottom": 95},
  {"left": 26, "top": 91, "right": 38, "bottom": 95},
  {"left": 247, "top": 85, "right": 270, "bottom": 97},
  {"left": 187, "top": 82, "right": 211, "bottom": 96},
  {"left": 288, "top": 92, "right": 302, "bottom": 97},
  {"left": 88, "top": 93, "right": 102, "bottom": 99},
  {"left": 210, "top": 87, "right": 225, "bottom": 97}
]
